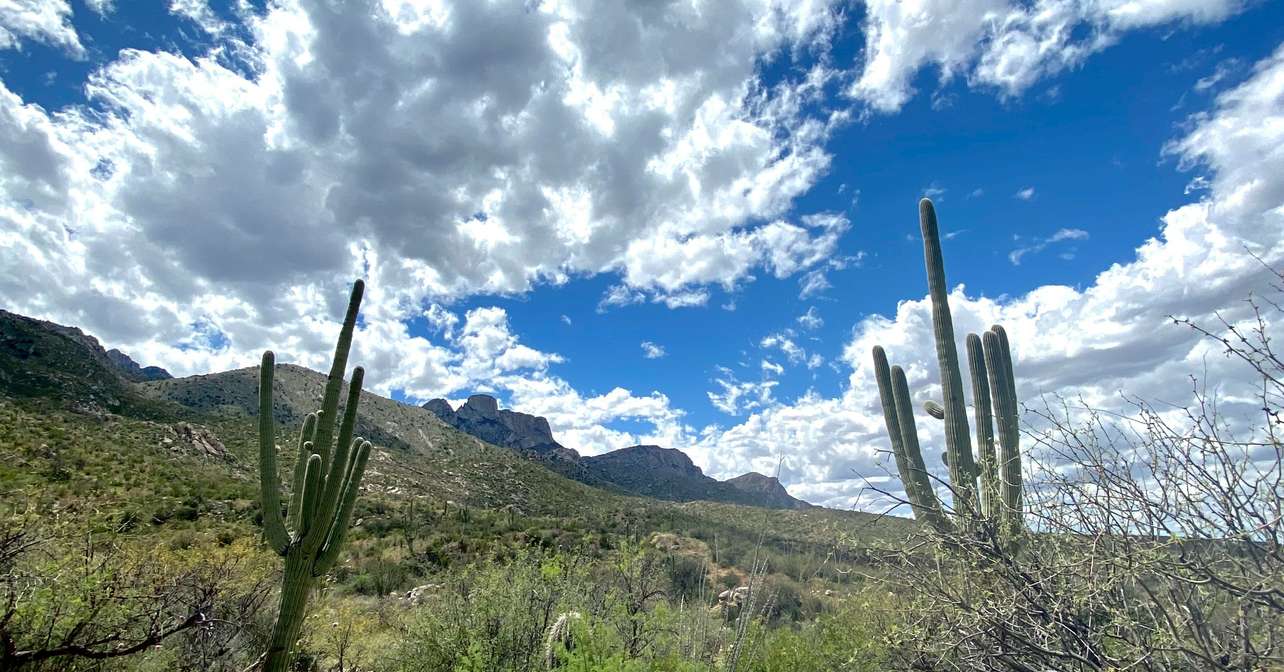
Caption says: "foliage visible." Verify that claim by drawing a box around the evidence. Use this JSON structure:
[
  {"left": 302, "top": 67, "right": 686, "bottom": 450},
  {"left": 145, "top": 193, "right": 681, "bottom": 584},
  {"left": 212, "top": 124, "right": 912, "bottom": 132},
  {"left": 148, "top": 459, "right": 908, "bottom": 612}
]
[{"left": 872, "top": 269, "right": 1284, "bottom": 671}]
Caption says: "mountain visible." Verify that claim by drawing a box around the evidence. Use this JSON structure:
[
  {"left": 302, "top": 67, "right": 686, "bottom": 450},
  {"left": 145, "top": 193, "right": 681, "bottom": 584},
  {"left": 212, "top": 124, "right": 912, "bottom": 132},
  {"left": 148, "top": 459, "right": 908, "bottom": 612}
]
[
  {"left": 0, "top": 309, "right": 168, "bottom": 409},
  {"left": 725, "top": 472, "right": 807, "bottom": 510},
  {"left": 0, "top": 307, "right": 908, "bottom": 590},
  {"left": 106, "top": 348, "right": 173, "bottom": 381},
  {"left": 584, "top": 445, "right": 810, "bottom": 509},
  {"left": 424, "top": 394, "right": 573, "bottom": 457},
  {"left": 424, "top": 397, "right": 810, "bottom": 510}
]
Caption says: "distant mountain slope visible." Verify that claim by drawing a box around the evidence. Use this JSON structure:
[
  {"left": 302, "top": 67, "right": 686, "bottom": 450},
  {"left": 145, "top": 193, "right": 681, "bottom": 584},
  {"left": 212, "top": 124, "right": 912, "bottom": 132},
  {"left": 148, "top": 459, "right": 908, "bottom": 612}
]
[
  {"left": 0, "top": 309, "right": 169, "bottom": 409},
  {"left": 425, "top": 396, "right": 810, "bottom": 510},
  {"left": 584, "top": 445, "right": 810, "bottom": 509},
  {"left": 106, "top": 348, "right": 173, "bottom": 381},
  {"left": 1, "top": 307, "right": 810, "bottom": 512}
]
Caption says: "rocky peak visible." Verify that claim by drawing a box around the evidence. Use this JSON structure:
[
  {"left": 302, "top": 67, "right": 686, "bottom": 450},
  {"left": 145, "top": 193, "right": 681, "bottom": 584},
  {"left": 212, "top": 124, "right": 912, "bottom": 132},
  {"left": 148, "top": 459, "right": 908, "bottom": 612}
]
[
  {"left": 725, "top": 472, "right": 810, "bottom": 509},
  {"left": 422, "top": 398, "right": 455, "bottom": 419},
  {"left": 106, "top": 348, "right": 173, "bottom": 381},
  {"left": 461, "top": 394, "right": 499, "bottom": 415},
  {"left": 423, "top": 394, "right": 559, "bottom": 454}
]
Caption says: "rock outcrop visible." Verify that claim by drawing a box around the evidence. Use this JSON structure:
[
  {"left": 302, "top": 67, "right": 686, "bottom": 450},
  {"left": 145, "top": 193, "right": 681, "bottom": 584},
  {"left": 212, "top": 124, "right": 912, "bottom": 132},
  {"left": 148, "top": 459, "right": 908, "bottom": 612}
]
[
  {"left": 423, "top": 395, "right": 567, "bottom": 455},
  {"left": 106, "top": 348, "right": 173, "bottom": 381}
]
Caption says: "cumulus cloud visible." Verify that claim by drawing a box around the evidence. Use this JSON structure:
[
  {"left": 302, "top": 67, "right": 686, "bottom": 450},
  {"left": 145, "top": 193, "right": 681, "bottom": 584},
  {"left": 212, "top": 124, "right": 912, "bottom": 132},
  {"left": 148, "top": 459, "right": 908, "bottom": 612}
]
[
  {"left": 850, "top": 0, "right": 1243, "bottom": 112},
  {"left": 0, "top": 0, "right": 848, "bottom": 392},
  {"left": 1014, "top": 186, "right": 1036, "bottom": 200},
  {"left": 709, "top": 367, "right": 779, "bottom": 416},
  {"left": 0, "top": 0, "right": 83, "bottom": 57},
  {"left": 168, "top": 0, "right": 230, "bottom": 35}
]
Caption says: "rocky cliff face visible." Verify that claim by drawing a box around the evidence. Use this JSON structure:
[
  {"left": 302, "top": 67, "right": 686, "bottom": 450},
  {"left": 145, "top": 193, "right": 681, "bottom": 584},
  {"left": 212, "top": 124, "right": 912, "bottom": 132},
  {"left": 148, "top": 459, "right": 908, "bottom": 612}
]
[
  {"left": 423, "top": 395, "right": 570, "bottom": 456},
  {"left": 106, "top": 348, "right": 173, "bottom": 382}
]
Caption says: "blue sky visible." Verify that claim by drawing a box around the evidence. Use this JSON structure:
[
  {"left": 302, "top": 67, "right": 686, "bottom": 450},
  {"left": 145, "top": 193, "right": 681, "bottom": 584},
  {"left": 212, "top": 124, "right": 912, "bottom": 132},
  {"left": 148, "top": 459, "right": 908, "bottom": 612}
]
[{"left": 1, "top": 0, "right": 1281, "bottom": 507}]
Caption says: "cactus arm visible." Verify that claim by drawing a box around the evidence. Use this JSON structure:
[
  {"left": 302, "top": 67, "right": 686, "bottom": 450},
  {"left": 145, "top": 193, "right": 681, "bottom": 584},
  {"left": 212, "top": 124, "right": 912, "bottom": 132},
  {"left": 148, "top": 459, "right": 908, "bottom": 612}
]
[
  {"left": 923, "top": 400, "right": 945, "bottom": 419},
  {"left": 258, "top": 351, "right": 291, "bottom": 555},
  {"left": 992, "top": 324, "right": 1017, "bottom": 411},
  {"left": 314, "top": 439, "right": 372, "bottom": 574},
  {"left": 983, "top": 329, "right": 1023, "bottom": 536},
  {"left": 991, "top": 325, "right": 1021, "bottom": 525},
  {"left": 310, "top": 280, "right": 364, "bottom": 472},
  {"left": 304, "top": 367, "right": 364, "bottom": 552},
  {"left": 297, "top": 453, "right": 322, "bottom": 540},
  {"left": 919, "top": 199, "right": 978, "bottom": 515},
  {"left": 874, "top": 347, "right": 937, "bottom": 522},
  {"left": 966, "top": 333, "right": 998, "bottom": 520},
  {"left": 891, "top": 365, "right": 949, "bottom": 530},
  {"left": 286, "top": 413, "right": 318, "bottom": 535}
]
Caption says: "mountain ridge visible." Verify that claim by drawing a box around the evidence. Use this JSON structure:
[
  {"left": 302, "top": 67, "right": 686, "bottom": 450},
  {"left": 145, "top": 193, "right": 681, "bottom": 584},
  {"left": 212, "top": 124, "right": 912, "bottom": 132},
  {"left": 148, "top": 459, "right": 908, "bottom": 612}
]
[{"left": 424, "top": 396, "right": 811, "bottom": 509}]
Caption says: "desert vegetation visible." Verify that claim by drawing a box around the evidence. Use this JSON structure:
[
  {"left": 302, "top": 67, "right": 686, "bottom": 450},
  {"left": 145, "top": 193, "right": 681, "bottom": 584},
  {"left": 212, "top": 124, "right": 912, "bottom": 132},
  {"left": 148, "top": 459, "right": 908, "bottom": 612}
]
[{"left": 1, "top": 200, "right": 1279, "bottom": 670}]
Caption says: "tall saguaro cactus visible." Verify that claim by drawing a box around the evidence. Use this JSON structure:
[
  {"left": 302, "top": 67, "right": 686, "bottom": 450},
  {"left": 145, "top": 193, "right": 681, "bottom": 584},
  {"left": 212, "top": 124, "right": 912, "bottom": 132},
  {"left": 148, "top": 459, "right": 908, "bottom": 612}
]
[
  {"left": 872, "top": 199, "right": 1024, "bottom": 537},
  {"left": 258, "top": 280, "right": 373, "bottom": 672}
]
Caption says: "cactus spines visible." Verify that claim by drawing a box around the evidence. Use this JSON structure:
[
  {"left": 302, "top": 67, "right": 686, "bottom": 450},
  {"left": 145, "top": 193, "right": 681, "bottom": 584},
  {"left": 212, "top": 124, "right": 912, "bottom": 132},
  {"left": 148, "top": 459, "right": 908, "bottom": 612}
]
[
  {"left": 919, "top": 198, "right": 978, "bottom": 516},
  {"left": 873, "top": 200, "right": 1024, "bottom": 537},
  {"left": 259, "top": 279, "right": 374, "bottom": 672}
]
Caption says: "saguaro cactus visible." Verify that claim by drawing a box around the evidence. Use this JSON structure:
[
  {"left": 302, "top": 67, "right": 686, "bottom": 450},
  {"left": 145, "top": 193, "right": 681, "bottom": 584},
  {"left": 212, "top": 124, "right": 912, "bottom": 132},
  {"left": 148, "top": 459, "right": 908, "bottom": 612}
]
[
  {"left": 259, "top": 280, "right": 373, "bottom": 672},
  {"left": 872, "top": 199, "right": 1023, "bottom": 536}
]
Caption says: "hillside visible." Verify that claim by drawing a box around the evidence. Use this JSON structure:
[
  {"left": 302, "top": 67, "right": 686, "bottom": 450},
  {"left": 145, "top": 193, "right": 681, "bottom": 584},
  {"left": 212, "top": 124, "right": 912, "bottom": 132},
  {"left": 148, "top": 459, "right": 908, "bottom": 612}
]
[{"left": 0, "top": 307, "right": 905, "bottom": 542}]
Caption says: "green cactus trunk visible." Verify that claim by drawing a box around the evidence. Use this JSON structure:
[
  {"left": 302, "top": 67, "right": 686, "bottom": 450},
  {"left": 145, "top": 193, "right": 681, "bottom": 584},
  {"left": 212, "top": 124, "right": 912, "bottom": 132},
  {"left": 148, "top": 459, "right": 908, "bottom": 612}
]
[
  {"left": 919, "top": 199, "right": 978, "bottom": 517},
  {"left": 966, "top": 333, "right": 998, "bottom": 520},
  {"left": 259, "top": 280, "right": 375, "bottom": 672},
  {"left": 263, "top": 554, "right": 314, "bottom": 669},
  {"left": 983, "top": 327, "right": 1022, "bottom": 538}
]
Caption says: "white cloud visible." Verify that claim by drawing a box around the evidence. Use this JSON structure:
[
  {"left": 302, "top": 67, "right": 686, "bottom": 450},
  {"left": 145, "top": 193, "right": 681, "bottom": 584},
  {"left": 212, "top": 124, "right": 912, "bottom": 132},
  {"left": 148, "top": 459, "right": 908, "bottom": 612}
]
[
  {"left": 1008, "top": 227, "right": 1089, "bottom": 265},
  {"left": 85, "top": 0, "right": 115, "bottom": 16},
  {"left": 709, "top": 368, "right": 779, "bottom": 416},
  {"left": 0, "top": 0, "right": 83, "bottom": 57},
  {"left": 0, "top": 0, "right": 849, "bottom": 391},
  {"left": 685, "top": 44, "right": 1284, "bottom": 508},
  {"left": 640, "top": 341, "right": 666, "bottom": 359},
  {"left": 560, "top": 314, "right": 572, "bottom": 326},
  {"left": 797, "top": 306, "right": 823, "bottom": 330},
  {"left": 169, "top": 0, "right": 229, "bottom": 35},
  {"left": 1014, "top": 186, "right": 1036, "bottom": 200},
  {"left": 850, "top": 0, "right": 1242, "bottom": 112}
]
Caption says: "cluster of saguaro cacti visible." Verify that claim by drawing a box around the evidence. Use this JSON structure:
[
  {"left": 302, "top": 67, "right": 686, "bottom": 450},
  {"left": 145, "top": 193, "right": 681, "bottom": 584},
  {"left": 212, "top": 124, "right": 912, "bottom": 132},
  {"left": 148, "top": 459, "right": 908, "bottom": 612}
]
[
  {"left": 258, "top": 280, "right": 374, "bottom": 672},
  {"left": 872, "top": 199, "right": 1023, "bottom": 537}
]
